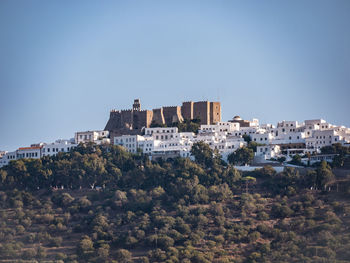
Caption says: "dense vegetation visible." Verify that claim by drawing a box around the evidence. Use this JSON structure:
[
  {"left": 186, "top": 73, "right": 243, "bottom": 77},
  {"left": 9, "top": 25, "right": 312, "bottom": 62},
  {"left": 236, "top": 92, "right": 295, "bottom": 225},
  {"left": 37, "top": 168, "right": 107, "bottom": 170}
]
[{"left": 0, "top": 143, "right": 350, "bottom": 262}]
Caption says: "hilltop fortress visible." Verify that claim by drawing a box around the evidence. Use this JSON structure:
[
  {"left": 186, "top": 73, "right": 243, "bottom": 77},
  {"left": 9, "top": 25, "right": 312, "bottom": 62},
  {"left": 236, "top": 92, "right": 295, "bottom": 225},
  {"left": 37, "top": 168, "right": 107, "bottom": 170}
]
[{"left": 104, "top": 99, "right": 221, "bottom": 136}]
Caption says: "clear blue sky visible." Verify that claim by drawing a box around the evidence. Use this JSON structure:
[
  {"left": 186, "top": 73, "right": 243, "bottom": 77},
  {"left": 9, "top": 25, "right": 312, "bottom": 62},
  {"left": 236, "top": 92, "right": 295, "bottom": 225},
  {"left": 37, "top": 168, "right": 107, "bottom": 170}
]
[{"left": 0, "top": 0, "right": 349, "bottom": 151}]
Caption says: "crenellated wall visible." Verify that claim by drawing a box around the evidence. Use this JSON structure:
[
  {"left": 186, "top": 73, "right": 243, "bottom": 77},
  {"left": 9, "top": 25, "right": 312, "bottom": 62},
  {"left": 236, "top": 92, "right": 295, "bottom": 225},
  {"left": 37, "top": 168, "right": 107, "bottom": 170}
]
[{"left": 104, "top": 99, "right": 221, "bottom": 136}]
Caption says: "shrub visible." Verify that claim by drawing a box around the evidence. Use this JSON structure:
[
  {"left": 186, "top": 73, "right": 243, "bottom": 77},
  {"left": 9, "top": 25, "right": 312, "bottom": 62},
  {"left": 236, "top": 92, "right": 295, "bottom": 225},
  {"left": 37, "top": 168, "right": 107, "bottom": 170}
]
[{"left": 116, "top": 249, "right": 132, "bottom": 263}]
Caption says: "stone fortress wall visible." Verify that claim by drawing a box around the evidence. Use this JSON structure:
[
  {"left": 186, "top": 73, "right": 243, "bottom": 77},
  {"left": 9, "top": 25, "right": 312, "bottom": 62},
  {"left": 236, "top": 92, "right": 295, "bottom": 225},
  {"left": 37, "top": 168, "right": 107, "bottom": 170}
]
[{"left": 104, "top": 99, "right": 221, "bottom": 135}]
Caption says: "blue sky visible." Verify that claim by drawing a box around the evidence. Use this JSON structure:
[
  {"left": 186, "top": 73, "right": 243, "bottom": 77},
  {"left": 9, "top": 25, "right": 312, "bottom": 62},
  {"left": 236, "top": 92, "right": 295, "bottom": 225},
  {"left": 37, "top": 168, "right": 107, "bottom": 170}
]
[{"left": 0, "top": 0, "right": 349, "bottom": 151}]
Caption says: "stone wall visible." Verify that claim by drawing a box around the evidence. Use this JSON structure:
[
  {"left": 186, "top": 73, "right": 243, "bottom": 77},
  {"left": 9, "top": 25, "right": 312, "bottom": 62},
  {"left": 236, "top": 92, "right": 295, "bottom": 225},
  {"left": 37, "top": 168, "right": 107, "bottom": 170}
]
[
  {"left": 105, "top": 99, "right": 221, "bottom": 138},
  {"left": 193, "top": 101, "right": 210, "bottom": 125},
  {"left": 133, "top": 110, "right": 153, "bottom": 130},
  {"left": 152, "top": 108, "right": 165, "bottom": 125},
  {"left": 181, "top": 101, "right": 193, "bottom": 120},
  {"left": 210, "top": 102, "right": 221, "bottom": 125},
  {"left": 163, "top": 106, "right": 183, "bottom": 125}
]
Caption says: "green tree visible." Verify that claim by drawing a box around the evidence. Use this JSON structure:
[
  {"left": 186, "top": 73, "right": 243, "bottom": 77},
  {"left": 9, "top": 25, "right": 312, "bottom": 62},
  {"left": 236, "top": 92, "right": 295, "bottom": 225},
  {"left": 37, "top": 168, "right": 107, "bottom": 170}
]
[
  {"left": 96, "top": 244, "right": 110, "bottom": 260},
  {"left": 77, "top": 235, "right": 94, "bottom": 257},
  {"left": 228, "top": 147, "right": 254, "bottom": 165},
  {"left": 191, "top": 142, "right": 215, "bottom": 167},
  {"left": 0, "top": 170, "right": 7, "bottom": 183},
  {"left": 316, "top": 161, "right": 335, "bottom": 189},
  {"left": 116, "top": 249, "right": 132, "bottom": 263}
]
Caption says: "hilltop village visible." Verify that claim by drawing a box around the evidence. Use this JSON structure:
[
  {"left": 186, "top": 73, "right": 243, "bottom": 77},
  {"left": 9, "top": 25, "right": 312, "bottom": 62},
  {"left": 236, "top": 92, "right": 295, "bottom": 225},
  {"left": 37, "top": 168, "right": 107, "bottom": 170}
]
[{"left": 1, "top": 99, "right": 350, "bottom": 168}]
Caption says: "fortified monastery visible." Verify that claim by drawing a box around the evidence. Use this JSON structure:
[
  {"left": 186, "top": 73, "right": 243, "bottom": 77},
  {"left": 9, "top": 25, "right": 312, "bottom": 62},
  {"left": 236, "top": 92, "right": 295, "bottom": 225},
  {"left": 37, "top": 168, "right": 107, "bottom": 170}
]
[{"left": 104, "top": 99, "right": 221, "bottom": 139}]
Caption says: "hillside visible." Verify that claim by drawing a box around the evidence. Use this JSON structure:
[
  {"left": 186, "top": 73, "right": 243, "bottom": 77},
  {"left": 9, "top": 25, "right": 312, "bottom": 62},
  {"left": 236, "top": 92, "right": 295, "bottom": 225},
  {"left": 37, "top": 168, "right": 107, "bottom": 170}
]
[{"left": 0, "top": 143, "right": 349, "bottom": 263}]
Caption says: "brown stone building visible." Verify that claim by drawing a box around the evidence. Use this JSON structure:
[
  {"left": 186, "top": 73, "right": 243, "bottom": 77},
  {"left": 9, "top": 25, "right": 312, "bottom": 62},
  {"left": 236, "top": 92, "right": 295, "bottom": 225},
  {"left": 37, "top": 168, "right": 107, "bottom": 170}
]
[{"left": 104, "top": 99, "right": 221, "bottom": 136}]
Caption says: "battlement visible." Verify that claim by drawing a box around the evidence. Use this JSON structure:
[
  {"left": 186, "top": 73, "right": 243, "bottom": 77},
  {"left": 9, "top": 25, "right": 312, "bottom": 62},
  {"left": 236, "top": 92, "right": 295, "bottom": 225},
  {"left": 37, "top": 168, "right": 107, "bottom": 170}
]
[{"left": 163, "top": 106, "right": 179, "bottom": 109}]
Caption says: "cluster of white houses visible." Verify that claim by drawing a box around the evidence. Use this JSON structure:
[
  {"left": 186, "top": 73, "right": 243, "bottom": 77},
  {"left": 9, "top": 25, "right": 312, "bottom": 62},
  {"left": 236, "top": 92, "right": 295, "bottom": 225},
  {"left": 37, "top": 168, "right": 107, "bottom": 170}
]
[
  {"left": 112, "top": 117, "right": 350, "bottom": 163},
  {"left": 1, "top": 117, "right": 350, "bottom": 168},
  {"left": 0, "top": 130, "right": 112, "bottom": 168}
]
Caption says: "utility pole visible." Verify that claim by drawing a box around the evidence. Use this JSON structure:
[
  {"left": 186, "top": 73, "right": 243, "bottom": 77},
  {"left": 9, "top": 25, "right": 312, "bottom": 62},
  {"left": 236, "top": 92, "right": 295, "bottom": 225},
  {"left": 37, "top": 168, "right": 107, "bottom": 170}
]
[{"left": 154, "top": 227, "right": 158, "bottom": 249}]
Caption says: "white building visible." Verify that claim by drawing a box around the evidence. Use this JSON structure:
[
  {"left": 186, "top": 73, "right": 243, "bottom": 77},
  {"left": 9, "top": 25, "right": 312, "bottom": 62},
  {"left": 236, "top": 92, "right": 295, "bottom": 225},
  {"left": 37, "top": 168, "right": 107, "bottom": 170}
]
[
  {"left": 199, "top": 122, "right": 240, "bottom": 134},
  {"left": 0, "top": 139, "right": 78, "bottom": 168},
  {"left": 138, "top": 137, "right": 158, "bottom": 155},
  {"left": 42, "top": 139, "right": 77, "bottom": 157},
  {"left": 251, "top": 133, "right": 274, "bottom": 144},
  {"left": 256, "top": 145, "right": 281, "bottom": 160},
  {"left": 306, "top": 130, "right": 342, "bottom": 151},
  {"left": 233, "top": 127, "right": 260, "bottom": 137},
  {"left": 114, "top": 135, "right": 145, "bottom": 153},
  {"left": 16, "top": 145, "right": 43, "bottom": 160},
  {"left": 144, "top": 127, "right": 179, "bottom": 141},
  {"left": 0, "top": 151, "right": 14, "bottom": 168},
  {"left": 75, "top": 130, "right": 110, "bottom": 144}
]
